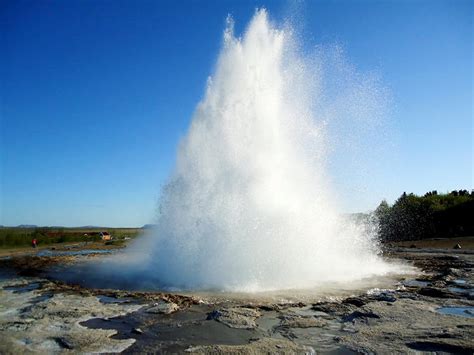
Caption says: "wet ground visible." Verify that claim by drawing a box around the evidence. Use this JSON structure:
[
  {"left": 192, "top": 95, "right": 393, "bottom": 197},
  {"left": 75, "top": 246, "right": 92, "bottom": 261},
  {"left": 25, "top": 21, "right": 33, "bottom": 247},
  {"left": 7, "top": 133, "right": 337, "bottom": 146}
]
[{"left": 0, "top": 241, "right": 473, "bottom": 354}]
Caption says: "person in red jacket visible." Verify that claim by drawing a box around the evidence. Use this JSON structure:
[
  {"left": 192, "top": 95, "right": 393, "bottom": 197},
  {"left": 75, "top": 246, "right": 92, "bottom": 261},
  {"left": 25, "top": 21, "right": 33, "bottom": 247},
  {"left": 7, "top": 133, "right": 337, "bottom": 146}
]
[{"left": 32, "top": 238, "right": 37, "bottom": 248}]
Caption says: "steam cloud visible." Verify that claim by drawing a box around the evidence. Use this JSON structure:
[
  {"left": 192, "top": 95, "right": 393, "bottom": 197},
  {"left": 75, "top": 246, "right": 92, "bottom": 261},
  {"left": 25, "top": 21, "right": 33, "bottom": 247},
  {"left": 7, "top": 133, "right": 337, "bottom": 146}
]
[{"left": 108, "top": 9, "right": 401, "bottom": 292}]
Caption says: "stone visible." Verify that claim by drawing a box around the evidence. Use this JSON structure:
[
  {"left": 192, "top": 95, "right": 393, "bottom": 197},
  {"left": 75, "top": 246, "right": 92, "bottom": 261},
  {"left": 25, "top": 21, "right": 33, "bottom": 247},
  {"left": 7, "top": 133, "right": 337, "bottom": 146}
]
[
  {"left": 343, "top": 297, "right": 367, "bottom": 307},
  {"left": 372, "top": 292, "right": 397, "bottom": 303},
  {"left": 185, "top": 337, "right": 314, "bottom": 354},
  {"left": 146, "top": 301, "right": 179, "bottom": 314},
  {"left": 279, "top": 315, "right": 327, "bottom": 328},
  {"left": 0, "top": 283, "right": 142, "bottom": 353},
  {"left": 312, "top": 302, "right": 357, "bottom": 317},
  {"left": 342, "top": 311, "right": 380, "bottom": 323},
  {"left": 206, "top": 310, "right": 222, "bottom": 320},
  {"left": 207, "top": 307, "right": 261, "bottom": 329},
  {"left": 55, "top": 337, "right": 74, "bottom": 349}
]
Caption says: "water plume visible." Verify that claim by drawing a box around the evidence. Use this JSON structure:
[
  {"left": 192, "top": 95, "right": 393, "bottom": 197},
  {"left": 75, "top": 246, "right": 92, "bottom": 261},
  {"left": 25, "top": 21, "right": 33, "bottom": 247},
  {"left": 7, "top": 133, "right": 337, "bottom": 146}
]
[{"left": 119, "top": 9, "right": 401, "bottom": 292}]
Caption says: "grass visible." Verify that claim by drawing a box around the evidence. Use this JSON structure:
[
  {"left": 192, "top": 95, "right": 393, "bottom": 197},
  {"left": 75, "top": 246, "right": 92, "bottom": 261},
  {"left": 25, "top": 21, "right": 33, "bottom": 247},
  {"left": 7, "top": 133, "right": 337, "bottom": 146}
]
[{"left": 0, "top": 227, "right": 142, "bottom": 249}]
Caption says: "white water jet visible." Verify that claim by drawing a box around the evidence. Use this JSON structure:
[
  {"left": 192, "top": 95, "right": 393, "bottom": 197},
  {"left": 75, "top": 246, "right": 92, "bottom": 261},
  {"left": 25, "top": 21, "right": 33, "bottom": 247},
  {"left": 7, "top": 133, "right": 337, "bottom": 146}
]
[{"left": 125, "top": 9, "right": 401, "bottom": 292}]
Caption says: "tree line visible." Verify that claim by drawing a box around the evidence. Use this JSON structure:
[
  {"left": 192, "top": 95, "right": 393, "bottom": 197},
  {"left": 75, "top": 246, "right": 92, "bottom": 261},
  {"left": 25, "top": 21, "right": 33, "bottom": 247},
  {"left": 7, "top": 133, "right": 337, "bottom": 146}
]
[{"left": 375, "top": 190, "right": 474, "bottom": 242}]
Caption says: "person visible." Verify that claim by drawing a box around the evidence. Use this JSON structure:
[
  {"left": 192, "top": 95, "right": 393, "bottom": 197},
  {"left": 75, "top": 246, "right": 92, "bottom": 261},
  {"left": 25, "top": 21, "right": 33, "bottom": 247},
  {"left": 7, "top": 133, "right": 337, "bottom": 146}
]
[{"left": 32, "top": 238, "right": 37, "bottom": 248}]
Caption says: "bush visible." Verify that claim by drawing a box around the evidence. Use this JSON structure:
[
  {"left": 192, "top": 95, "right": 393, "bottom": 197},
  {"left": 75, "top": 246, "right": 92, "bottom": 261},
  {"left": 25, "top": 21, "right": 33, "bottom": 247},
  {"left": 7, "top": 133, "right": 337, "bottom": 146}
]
[{"left": 376, "top": 190, "right": 474, "bottom": 242}]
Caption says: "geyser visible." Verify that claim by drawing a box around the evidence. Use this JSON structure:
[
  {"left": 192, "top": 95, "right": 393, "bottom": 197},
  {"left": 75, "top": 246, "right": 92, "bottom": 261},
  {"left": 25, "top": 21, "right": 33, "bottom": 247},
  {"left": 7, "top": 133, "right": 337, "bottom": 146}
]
[{"left": 126, "top": 9, "right": 399, "bottom": 291}]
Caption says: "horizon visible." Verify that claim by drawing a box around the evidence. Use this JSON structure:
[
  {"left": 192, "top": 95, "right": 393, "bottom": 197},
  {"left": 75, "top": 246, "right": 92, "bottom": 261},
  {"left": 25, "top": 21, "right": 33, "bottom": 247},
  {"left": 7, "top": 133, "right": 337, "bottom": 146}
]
[
  {"left": 1, "top": 0, "right": 472, "bottom": 227},
  {"left": 2, "top": 189, "right": 472, "bottom": 228}
]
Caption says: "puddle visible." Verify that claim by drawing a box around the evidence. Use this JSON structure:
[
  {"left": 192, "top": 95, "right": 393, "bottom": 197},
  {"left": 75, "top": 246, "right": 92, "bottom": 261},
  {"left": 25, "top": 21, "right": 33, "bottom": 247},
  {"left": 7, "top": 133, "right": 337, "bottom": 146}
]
[
  {"left": 281, "top": 318, "right": 351, "bottom": 354},
  {"left": 31, "top": 294, "right": 53, "bottom": 303},
  {"left": 448, "top": 287, "right": 470, "bottom": 293},
  {"left": 255, "top": 311, "right": 280, "bottom": 334},
  {"left": 447, "top": 286, "right": 474, "bottom": 298},
  {"left": 37, "top": 249, "right": 113, "bottom": 257},
  {"left": 97, "top": 295, "right": 132, "bottom": 304},
  {"left": 407, "top": 341, "right": 473, "bottom": 354},
  {"left": 82, "top": 304, "right": 256, "bottom": 353},
  {"left": 437, "top": 307, "right": 474, "bottom": 318},
  {"left": 453, "top": 279, "right": 467, "bottom": 285},
  {"left": 47, "top": 263, "right": 413, "bottom": 303},
  {"left": 3, "top": 282, "right": 42, "bottom": 293},
  {"left": 0, "top": 269, "right": 16, "bottom": 282}
]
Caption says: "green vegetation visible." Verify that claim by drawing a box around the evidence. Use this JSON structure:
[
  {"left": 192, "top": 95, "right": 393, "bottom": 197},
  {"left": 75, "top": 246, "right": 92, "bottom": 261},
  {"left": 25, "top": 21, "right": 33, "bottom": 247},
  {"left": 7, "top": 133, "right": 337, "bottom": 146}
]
[
  {"left": 376, "top": 190, "right": 474, "bottom": 242},
  {"left": 3, "top": 190, "right": 472, "bottom": 247},
  {"left": 0, "top": 227, "right": 142, "bottom": 249}
]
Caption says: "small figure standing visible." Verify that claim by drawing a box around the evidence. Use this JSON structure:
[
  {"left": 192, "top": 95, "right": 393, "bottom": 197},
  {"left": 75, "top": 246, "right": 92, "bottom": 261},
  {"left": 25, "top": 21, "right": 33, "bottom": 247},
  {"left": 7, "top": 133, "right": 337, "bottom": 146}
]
[{"left": 32, "top": 238, "right": 37, "bottom": 248}]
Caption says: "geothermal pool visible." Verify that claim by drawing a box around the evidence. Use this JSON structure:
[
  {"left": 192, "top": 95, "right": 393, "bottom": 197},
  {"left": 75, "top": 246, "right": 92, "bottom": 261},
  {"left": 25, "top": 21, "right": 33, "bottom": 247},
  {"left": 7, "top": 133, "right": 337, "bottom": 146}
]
[{"left": 46, "top": 248, "right": 412, "bottom": 303}]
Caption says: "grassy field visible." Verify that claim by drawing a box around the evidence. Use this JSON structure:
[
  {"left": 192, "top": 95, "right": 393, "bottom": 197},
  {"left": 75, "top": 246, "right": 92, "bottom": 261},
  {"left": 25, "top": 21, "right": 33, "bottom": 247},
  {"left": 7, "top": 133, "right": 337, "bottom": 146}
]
[{"left": 0, "top": 227, "right": 143, "bottom": 249}]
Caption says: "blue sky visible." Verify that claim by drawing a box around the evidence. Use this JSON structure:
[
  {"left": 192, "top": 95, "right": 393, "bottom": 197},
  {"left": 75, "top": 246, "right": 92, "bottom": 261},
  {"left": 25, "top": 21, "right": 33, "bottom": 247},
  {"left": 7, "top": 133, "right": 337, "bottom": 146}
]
[{"left": 1, "top": 0, "right": 472, "bottom": 227}]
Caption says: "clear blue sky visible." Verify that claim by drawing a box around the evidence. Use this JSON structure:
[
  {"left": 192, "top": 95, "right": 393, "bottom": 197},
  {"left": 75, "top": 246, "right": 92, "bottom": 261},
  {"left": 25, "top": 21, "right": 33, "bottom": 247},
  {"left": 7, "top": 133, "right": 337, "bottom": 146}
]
[{"left": 1, "top": 0, "right": 472, "bottom": 227}]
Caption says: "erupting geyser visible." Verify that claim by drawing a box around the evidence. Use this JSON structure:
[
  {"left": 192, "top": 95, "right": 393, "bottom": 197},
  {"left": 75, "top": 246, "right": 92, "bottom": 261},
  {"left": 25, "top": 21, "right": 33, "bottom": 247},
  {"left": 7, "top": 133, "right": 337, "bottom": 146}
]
[{"left": 125, "top": 9, "right": 400, "bottom": 291}]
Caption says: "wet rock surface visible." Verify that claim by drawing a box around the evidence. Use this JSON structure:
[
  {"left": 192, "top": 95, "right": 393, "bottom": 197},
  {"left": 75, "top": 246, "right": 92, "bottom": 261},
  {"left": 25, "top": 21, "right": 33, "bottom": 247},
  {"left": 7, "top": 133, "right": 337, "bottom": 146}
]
[
  {"left": 146, "top": 300, "right": 180, "bottom": 314},
  {"left": 207, "top": 307, "right": 261, "bottom": 329},
  {"left": 0, "top": 279, "right": 142, "bottom": 353},
  {"left": 0, "top": 244, "right": 473, "bottom": 353},
  {"left": 186, "top": 337, "right": 314, "bottom": 354}
]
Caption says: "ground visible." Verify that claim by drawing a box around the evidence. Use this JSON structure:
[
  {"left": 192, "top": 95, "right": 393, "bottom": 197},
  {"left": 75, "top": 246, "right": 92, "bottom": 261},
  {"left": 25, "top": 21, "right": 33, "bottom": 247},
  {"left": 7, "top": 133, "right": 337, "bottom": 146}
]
[{"left": 0, "top": 238, "right": 473, "bottom": 354}]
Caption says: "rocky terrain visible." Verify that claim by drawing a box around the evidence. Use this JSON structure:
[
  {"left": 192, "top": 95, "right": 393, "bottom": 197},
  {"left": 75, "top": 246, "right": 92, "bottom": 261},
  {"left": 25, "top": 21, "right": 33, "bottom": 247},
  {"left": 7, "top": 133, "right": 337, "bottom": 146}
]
[{"left": 0, "top": 243, "right": 473, "bottom": 354}]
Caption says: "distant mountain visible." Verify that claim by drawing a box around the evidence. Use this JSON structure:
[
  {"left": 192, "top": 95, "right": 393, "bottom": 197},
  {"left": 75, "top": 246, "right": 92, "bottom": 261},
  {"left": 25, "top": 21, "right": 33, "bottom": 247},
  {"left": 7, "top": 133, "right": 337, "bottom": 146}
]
[
  {"left": 142, "top": 224, "right": 157, "bottom": 229},
  {"left": 16, "top": 224, "right": 38, "bottom": 228}
]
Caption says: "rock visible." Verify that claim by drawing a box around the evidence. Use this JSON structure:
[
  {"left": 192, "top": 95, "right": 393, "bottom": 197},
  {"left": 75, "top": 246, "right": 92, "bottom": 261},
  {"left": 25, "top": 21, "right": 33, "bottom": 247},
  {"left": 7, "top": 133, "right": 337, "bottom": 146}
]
[
  {"left": 0, "top": 288, "right": 142, "bottom": 353},
  {"left": 341, "top": 324, "right": 358, "bottom": 333},
  {"left": 343, "top": 297, "right": 367, "bottom": 307},
  {"left": 279, "top": 315, "right": 327, "bottom": 328},
  {"left": 132, "top": 328, "right": 143, "bottom": 334},
  {"left": 437, "top": 255, "right": 460, "bottom": 261},
  {"left": 207, "top": 307, "right": 261, "bottom": 329},
  {"left": 342, "top": 311, "right": 380, "bottom": 323},
  {"left": 453, "top": 244, "right": 462, "bottom": 249},
  {"left": 185, "top": 337, "right": 314, "bottom": 354},
  {"left": 55, "top": 337, "right": 74, "bottom": 349},
  {"left": 206, "top": 310, "right": 222, "bottom": 320},
  {"left": 445, "top": 268, "right": 462, "bottom": 277},
  {"left": 338, "top": 296, "right": 474, "bottom": 354},
  {"left": 146, "top": 301, "right": 179, "bottom": 314},
  {"left": 312, "top": 302, "right": 357, "bottom": 317},
  {"left": 410, "top": 244, "right": 417, "bottom": 248},
  {"left": 372, "top": 292, "right": 397, "bottom": 303},
  {"left": 256, "top": 305, "right": 276, "bottom": 311}
]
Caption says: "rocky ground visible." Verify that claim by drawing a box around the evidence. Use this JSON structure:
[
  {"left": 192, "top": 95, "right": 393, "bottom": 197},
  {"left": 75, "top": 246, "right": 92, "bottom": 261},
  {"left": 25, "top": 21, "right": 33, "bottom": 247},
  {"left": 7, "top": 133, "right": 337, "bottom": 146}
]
[{"left": 0, "top": 241, "right": 473, "bottom": 354}]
